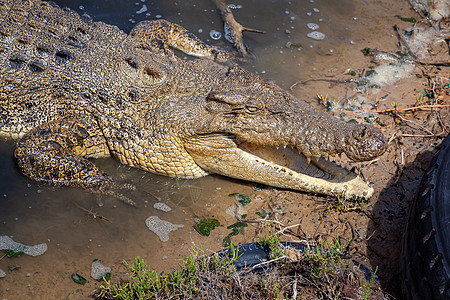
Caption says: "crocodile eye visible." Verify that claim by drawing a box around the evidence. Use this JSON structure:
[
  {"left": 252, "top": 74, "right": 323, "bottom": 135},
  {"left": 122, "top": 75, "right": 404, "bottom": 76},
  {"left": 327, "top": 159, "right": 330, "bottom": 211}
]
[{"left": 246, "top": 106, "right": 259, "bottom": 113}]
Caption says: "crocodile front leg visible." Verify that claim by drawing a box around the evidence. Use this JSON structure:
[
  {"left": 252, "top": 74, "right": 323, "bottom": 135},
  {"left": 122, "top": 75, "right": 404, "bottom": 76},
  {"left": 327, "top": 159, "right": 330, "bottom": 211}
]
[
  {"left": 14, "top": 118, "right": 136, "bottom": 206},
  {"left": 185, "top": 136, "right": 374, "bottom": 200},
  {"left": 130, "top": 19, "right": 232, "bottom": 61}
]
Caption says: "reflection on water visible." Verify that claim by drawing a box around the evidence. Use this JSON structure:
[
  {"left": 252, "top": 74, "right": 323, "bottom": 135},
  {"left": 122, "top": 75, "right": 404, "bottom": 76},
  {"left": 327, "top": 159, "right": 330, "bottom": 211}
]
[{"left": 0, "top": 0, "right": 366, "bottom": 297}]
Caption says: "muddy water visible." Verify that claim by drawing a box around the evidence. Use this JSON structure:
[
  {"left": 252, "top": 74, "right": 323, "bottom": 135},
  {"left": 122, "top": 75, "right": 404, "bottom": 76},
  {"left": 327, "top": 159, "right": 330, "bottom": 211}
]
[{"left": 0, "top": 0, "right": 411, "bottom": 298}]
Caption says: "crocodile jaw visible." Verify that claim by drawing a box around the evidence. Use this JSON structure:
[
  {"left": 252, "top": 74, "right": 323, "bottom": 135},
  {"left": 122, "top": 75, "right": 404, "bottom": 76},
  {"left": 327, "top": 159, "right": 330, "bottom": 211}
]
[{"left": 184, "top": 137, "right": 374, "bottom": 200}]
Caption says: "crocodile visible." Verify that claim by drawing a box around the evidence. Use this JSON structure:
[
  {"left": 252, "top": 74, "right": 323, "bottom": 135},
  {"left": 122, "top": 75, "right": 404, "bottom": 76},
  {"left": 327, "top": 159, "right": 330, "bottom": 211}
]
[{"left": 0, "top": 0, "right": 387, "bottom": 204}]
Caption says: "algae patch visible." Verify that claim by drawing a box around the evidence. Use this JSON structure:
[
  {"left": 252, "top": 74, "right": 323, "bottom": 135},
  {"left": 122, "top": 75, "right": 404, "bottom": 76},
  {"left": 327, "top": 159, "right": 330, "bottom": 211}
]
[
  {"left": 193, "top": 218, "right": 220, "bottom": 236},
  {"left": 229, "top": 193, "right": 251, "bottom": 206}
]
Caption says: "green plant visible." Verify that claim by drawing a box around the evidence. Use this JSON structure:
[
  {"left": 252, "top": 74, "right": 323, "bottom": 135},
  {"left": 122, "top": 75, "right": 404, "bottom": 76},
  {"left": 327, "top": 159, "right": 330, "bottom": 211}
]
[
  {"left": 257, "top": 232, "right": 286, "bottom": 261},
  {"left": 96, "top": 243, "right": 242, "bottom": 299},
  {"left": 363, "top": 265, "right": 378, "bottom": 299},
  {"left": 305, "top": 236, "right": 349, "bottom": 279}
]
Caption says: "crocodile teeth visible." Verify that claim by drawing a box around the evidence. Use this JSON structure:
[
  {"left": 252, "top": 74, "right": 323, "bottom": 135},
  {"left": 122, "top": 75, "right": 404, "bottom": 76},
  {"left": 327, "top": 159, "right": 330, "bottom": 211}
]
[{"left": 306, "top": 156, "right": 312, "bottom": 164}]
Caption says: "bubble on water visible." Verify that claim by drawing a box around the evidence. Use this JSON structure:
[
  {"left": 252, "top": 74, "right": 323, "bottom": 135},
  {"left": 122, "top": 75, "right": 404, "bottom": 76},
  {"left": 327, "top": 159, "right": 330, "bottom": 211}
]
[
  {"left": 136, "top": 4, "right": 148, "bottom": 15},
  {"left": 91, "top": 260, "right": 111, "bottom": 280},
  {"left": 153, "top": 202, "right": 172, "bottom": 212},
  {"left": 155, "top": 14, "right": 162, "bottom": 19},
  {"left": 307, "top": 12, "right": 312, "bottom": 16},
  {"left": 198, "top": 28, "right": 203, "bottom": 33},
  {"left": 313, "top": 8, "right": 319, "bottom": 12},
  {"left": 306, "top": 31, "right": 326, "bottom": 40},
  {"left": 307, "top": 23, "right": 319, "bottom": 30},
  {"left": 209, "top": 30, "right": 222, "bottom": 40},
  {"left": 79, "top": 5, "right": 84, "bottom": 10},
  {"left": 285, "top": 10, "right": 290, "bottom": 14},
  {"left": 228, "top": 4, "right": 242, "bottom": 9},
  {"left": 145, "top": 216, "right": 184, "bottom": 242}
]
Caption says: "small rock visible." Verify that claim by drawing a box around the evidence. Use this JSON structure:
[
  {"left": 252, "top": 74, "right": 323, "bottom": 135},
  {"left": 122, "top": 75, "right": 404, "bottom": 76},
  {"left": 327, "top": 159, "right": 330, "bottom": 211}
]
[
  {"left": 8, "top": 264, "right": 20, "bottom": 271},
  {"left": 0, "top": 268, "right": 5, "bottom": 278}
]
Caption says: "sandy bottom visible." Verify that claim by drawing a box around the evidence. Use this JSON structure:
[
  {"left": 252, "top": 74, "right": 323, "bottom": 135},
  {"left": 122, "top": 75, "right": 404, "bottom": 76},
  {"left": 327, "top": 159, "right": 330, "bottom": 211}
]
[{"left": 0, "top": 0, "right": 449, "bottom": 298}]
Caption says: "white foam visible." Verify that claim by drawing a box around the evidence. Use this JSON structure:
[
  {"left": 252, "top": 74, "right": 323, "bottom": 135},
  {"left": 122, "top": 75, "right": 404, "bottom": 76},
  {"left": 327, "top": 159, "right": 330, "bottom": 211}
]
[
  {"left": 306, "top": 31, "right": 325, "bottom": 40},
  {"left": 153, "top": 202, "right": 172, "bottom": 212},
  {"left": 91, "top": 260, "right": 111, "bottom": 280},
  {"left": 370, "top": 62, "right": 415, "bottom": 86},
  {"left": 405, "top": 25, "right": 446, "bottom": 59},
  {"left": 209, "top": 30, "right": 222, "bottom": 40},
  {"left": 307, "top": 23, "right": 319, "bottom": 30},
  {"left": 409, "top": 0, "right": 449, "bottom": 20},
  {"left": 136, "top": 4, "right": 148, "bottom": 15},
  {"left": 145, "top": 216, "right": 184, "bottom": 242},
  {"left": 0, "top": 236, "right": 48, "bottom": 257}
]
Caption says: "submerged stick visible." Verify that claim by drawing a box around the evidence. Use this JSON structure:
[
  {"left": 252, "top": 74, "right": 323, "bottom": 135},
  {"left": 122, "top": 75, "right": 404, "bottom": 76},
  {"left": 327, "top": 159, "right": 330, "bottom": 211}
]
[{"left": 213, "top": 0, "right": 265, "bottom": 56}]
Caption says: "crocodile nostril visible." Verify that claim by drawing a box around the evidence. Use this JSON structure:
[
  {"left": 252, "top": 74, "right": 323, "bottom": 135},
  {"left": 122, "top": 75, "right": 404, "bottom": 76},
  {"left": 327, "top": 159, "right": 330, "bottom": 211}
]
[
  {"left": 55, "top": 50, "right": 73, "bottom": 64},
  {"left": 9, "top": 54, "right": 27, "bottom": 69},
  {"left": 29, "top": 59, "right": 46, "bottom": 73},
  {"left": 125, "top": 57, "right": 138, "bottom": 69}
]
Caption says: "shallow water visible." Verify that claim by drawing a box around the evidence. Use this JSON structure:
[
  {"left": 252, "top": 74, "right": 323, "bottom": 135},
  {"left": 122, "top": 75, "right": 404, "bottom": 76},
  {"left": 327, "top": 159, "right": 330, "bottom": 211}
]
[{"left": 0, "top": 0, "right": 405, "bottom": 297}]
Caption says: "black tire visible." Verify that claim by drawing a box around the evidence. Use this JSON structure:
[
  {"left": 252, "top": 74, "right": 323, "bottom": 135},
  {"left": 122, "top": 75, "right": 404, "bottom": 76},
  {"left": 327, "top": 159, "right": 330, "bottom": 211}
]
[{"left": 402, "top": 135, "right": 450, "bottom": 300}]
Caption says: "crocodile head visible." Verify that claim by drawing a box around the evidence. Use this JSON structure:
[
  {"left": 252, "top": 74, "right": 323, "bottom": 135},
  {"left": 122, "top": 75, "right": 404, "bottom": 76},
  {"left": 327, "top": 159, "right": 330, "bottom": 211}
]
[
  {"left": 186, "top": 66, "right": 386, "bottom": 159},
  {"left": 154, "top": 65, "right": 387, "bottom": 199}
]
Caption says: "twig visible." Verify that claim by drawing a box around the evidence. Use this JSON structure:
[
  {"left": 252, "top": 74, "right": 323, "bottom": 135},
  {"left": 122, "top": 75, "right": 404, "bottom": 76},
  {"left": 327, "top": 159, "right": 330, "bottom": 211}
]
[
  {"left": 343, "top": 104, "right": 450, "bottom": 114},
  {"left": 213, "top": 0, "right": 265, "bottom": 56},
  {"left": 73, "top": 202, "right": 112, "bottom": 223},
  {"left": 395, "top": 113, "right": 434, "bottom": 135},
  {"left": 289, "top": 78, "right": 355, "bottom": 91},
  {"left": 393, "top": 24, "right": 417, "bottom": 59},
  {"left": 250, "top": 255, "right": 290, "bottom": 270},
  {"left": 401, "top": 131, "right": 447, "bottom": 138}
]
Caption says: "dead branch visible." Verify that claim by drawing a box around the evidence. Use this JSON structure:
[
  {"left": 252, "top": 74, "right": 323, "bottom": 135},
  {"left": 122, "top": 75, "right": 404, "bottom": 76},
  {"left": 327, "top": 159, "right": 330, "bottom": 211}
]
[
  {"left": 342, "top": 104, "right": 450, "bottom": 114},
  {"left": 289, "top": 78, "right": 355, "bottom": 91},
  {"left": 213, "top": 0, "right": 265, "bottom": 56},
  {"left": 393, "top": 24, "right": 417, "bottom": 59},
  {"left": 73, "top": 202, "right": 112, "bottom": 223}
]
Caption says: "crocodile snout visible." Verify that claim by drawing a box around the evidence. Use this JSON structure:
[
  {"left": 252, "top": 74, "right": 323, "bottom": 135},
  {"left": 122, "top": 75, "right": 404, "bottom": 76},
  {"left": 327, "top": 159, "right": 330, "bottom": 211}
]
[{"left": 344, "top": 124, "right": 387, "bottom": 161}]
